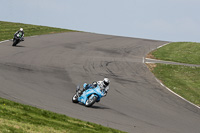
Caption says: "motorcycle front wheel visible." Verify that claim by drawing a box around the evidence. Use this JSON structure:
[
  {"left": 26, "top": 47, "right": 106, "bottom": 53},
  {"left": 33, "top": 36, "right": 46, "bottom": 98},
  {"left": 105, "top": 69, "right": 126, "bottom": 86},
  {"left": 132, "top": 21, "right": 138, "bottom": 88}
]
[
  {"left": 12, "top": 39, "right": 18, "bottom": 46},
  {"left": 85, "top": 95, "right": 98, "bottom": 107},
  {"left": 72, "top": 93, "right": 79, "bottom": 103}
]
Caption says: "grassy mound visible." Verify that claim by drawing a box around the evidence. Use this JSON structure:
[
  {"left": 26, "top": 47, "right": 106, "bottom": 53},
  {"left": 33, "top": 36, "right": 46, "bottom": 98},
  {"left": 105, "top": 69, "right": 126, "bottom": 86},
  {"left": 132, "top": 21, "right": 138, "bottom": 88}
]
[
  {"left": 151, "top": 42, "right": 200, "bottom": 65},
  {"left": 0, "top": 21, "right": 76, "bottom": 41},
  {"left": 149, "top": 64, "right": 200, "bottom": 106},
  {"left": 148, "top": 42, "right": 200, "bottom": 107},
  {"left": 0, "top": 97, "right": 124, "bottom": 133}
]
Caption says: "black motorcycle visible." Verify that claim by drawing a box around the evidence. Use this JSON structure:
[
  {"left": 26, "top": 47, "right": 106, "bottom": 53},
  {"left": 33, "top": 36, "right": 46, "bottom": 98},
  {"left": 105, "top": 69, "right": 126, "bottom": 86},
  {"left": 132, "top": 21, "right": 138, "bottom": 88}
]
[{"left": 13, "top": 32, "right": 24, "bottom": 46}]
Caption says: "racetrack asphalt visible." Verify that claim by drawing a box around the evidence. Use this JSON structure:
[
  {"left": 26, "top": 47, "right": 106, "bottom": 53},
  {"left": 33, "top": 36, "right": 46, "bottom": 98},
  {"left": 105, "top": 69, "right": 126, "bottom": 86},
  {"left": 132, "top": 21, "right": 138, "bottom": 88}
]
[{"left": 0, "top": 32, "right": 200, "bottom": 133}]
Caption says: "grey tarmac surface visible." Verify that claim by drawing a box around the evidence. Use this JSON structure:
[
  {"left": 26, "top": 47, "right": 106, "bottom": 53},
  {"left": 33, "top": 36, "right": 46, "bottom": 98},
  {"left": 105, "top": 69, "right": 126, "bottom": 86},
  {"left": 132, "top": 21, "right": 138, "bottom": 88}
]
[{"left": 0, "top": 32, "right": 200, "bottom": 133}]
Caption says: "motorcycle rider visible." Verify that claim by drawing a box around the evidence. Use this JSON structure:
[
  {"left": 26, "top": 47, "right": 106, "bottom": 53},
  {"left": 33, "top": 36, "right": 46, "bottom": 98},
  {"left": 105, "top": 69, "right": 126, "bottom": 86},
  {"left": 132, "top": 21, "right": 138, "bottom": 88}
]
[
  {"left": 97, "top": 78, "right": 110, "bottom": 96},
  {"left": 13, "top": 28, "right": 24, "bottom": 42},
  {"left": 79, "top": 78, "right": 110, "bottom": 97}
]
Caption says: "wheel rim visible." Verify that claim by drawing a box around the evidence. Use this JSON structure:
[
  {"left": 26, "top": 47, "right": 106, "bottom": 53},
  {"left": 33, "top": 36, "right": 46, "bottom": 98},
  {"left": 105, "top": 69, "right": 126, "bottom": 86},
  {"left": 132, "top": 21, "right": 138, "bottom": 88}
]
[
  {"left": 73, "top": 94, "right": 77, "bottom": 100},
  {"left": 86, "top": 96, "right": 95, "bottom": 105}
]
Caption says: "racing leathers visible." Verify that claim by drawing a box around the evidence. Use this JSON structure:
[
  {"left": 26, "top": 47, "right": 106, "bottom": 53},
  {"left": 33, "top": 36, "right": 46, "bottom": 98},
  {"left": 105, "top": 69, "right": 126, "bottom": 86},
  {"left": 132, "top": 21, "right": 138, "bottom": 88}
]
[
  {"left": 97, "top": 81, "right": 109, "bottom": 96},
  {"left": 14, "top": 30, "right": 24, "bottom": 41}
]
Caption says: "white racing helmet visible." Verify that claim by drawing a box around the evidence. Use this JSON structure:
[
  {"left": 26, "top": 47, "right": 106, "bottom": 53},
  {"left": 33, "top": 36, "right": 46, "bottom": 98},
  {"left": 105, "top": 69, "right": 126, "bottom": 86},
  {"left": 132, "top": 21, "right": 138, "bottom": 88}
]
[
  {"left": 103, "top": 78, "right": 110, "bottom": 87},
  {"left": 20, "top": 28, "right": 23, "bottom": 31}
]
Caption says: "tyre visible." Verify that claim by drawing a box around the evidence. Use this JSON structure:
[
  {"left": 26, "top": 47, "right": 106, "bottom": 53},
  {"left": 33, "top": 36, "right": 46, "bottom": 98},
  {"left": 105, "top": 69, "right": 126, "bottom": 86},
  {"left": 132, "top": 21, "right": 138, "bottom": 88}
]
[
  {"left": 12, "top": 40, "right": 18, "bottom": 46},
  {"left": 12, "top": 40, "right": 17, "bottom": 46},
  {"left": 72, "top": 93, "right": 79, "bottom": 103},
  {"left": 85, "top": 95, "right": 98, "bottom": 107}
]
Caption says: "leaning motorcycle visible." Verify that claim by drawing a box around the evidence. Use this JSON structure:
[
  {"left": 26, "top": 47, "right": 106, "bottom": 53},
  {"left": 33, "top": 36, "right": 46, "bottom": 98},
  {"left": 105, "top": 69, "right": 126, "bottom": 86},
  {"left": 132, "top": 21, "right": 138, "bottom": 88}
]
[
  {"left": 72, "top": 84, "right": 105, "bottom": 107},
  {"left": 13, "top": 33, "right": 23, "bottom": 46}
]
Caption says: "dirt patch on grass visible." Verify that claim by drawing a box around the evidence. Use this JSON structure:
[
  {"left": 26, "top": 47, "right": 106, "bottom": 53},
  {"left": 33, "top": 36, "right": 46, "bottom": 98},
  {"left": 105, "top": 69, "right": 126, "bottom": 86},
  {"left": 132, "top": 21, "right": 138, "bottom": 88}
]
[
  {"left": 146, "top": 50, "right": 157, "bottom": 59},
  {"left": 146, "top": 63, "right": 157, "bottom": 71}
]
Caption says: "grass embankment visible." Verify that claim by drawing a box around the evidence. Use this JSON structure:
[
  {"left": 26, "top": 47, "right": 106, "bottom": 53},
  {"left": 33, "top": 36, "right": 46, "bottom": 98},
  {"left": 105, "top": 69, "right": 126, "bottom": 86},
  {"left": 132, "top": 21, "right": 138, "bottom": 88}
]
[
  {"left": 147, "top": 42, "right": 200, "bottom": 106},
  {"left": 0, "top": 97, "right": 124, "bottom": 133},
  {"left": 149, "top": 64, "right": 200, "bottom": 106},
  {"left": 0, "top": 21, "right": 76, "bottom": 41},
  {"left": 0, "top": 21, "right": 125, "bottom": 132},
  {"left": 151, "top": 42, "right": 200, "bottom": 65}
]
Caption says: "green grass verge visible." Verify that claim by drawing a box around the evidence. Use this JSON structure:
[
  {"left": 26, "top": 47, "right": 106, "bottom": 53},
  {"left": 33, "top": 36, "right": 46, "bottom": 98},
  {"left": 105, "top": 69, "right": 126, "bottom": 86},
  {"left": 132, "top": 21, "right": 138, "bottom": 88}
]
[
  {"left": 0, "top": 97, "right": 125, "bottom": 133},
  {"left": 0, "top": 21, "right": 76, "bottom": 41},
  {"left": 149, "top": 63, "right": 200, "bottom": 106},
  {"left": 152, "top": 42, "right": 200, "bottom": 65},
  {"left": 148, "top": 42, "right": 200, "bottom": 107}
]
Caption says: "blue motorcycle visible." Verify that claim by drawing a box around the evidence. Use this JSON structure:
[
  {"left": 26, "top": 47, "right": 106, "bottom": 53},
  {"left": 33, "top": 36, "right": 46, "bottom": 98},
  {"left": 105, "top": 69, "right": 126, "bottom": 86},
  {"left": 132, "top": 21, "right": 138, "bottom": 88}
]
[{"left": 72, "top": 83, "right": 105, "bottom": 107}]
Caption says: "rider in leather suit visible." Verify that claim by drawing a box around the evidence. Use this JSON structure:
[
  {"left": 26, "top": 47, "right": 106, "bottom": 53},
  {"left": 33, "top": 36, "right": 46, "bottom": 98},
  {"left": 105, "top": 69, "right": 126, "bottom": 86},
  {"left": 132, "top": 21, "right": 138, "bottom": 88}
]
[{"left": 79, "top": 78, "right": 110, "bottom": 97}]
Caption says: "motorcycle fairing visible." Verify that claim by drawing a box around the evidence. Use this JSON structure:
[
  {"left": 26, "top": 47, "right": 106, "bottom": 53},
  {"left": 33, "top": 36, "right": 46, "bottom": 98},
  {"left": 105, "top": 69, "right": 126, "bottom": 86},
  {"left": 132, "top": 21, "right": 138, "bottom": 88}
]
[{"left": 78, "top": 85, "right": 103, "bottom": 104}]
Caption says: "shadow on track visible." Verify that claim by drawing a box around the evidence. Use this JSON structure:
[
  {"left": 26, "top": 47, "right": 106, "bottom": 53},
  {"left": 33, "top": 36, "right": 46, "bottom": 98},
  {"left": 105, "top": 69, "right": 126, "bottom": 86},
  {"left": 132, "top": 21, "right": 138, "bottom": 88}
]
[
  {"left": 76, "top": 103, "right": 110, "bottom": 110},
  {"left": 13, "top": 45, "right": 25, "bottom": 47},
  {"left": 90, "top": 105, "right": 110, "bottom": 110}
]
